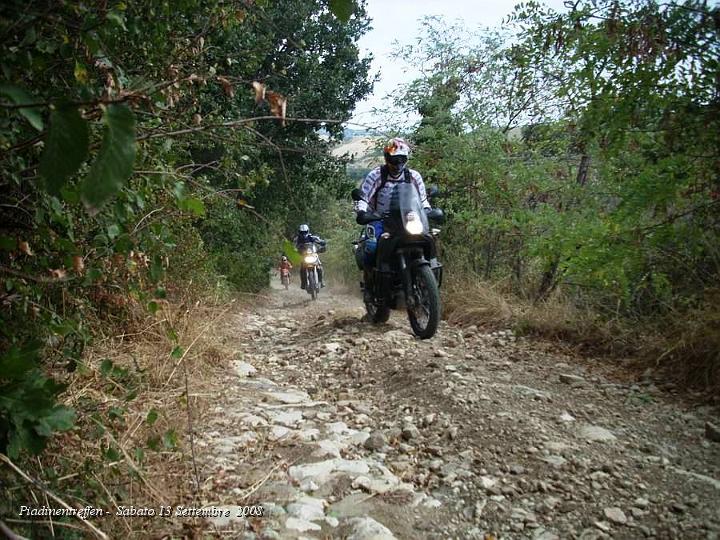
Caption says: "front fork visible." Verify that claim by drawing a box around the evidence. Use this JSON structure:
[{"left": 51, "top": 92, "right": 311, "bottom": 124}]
[{"left": 398, "top": 252, "right": 417, "bottom": 309}]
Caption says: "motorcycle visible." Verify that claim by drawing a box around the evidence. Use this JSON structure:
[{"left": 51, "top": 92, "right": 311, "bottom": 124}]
[
  {"left": 300, "top": 242, "right": 322, "bottom": 300},
  {"left": 352, "top": 184, "right": 445, "bottom": 339}
]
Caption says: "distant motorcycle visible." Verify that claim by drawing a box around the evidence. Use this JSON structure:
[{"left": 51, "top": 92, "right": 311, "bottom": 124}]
[
  {"left": 352, "top": 184, "right": 444, "bottom": 338},
  {"left": 280, "top": 268, "right": 291, "bottom": 290},
  {"left": 300, "top": 242, "right": 322, "bottom": 300}
]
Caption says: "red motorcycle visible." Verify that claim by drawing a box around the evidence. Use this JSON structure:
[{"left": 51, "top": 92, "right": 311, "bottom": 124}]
[{"left": 280, "top": 268, "right": 291, "bottom": 290}]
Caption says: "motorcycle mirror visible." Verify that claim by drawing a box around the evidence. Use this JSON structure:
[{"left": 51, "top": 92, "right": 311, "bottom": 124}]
[
  {"left": 427, "top": 208, "right": 445, "bottom": 224},
  {"left": 351, "top": 188, "right": 362, "bottom": 202}
]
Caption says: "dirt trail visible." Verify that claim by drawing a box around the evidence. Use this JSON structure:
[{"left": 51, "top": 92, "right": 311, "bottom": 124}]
[{"left": 195, "top": 281, "right": 720, "bottom": 539}]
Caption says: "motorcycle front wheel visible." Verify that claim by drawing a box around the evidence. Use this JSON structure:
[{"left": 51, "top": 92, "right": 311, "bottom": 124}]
[
  {"left": 308, "top": 268, "right": 318, "bottom": 300},
  {"left": 365, "top": 300, "right": 390, "bottom": 323},
  {"left": 407, "top": 265, "right": 440, "bottom": 339}
]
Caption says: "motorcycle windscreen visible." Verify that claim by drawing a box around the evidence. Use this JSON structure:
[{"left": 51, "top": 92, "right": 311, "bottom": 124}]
[{"left": 395, "top": 182, "right": 429, "bottom": 235}]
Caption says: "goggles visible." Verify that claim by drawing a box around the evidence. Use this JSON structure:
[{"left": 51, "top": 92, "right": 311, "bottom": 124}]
[{"left": 387, "top": 155, "right": 408, "bottom": 166}]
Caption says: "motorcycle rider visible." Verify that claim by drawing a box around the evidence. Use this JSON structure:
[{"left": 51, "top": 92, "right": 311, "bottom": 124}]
[
  {"left": 277, "top": 255, "right": 292, "bottom": 281},
  {"left": 354, "top": 138, "right": 431, "bottom": 299},
  {"left": 293, "top": 224, "right": 326, "bottom": 289}
]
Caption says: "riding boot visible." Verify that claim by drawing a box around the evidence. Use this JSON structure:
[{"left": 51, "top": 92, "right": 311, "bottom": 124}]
[{"left": 300, "top": 268, "right": 307, "bottom": 290}]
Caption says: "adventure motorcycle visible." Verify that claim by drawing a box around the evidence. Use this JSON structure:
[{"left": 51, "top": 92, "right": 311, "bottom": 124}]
[
  {"left": 300, "top": 242, "right": 322, "bottom": 300},
  {"left": 352, "top": 184, "right": 444, "bottom": 339}
]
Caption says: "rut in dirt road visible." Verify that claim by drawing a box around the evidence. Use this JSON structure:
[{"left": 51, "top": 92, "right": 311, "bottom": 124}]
[{"left": 194, "top": 283, "right": 720, "bottom": 540}]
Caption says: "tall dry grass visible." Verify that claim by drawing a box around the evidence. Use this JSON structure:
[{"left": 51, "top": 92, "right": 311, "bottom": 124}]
[
  {"left": 443, "top": 275, "right": 719, "bottom": 395},
  {"left": 1, "top": 290, "right": 246, "bottom": 538}
]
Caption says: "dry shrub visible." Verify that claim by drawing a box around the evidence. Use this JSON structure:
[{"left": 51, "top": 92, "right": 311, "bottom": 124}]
[
  {"left": 444, "top": 275, "right": 720, "bottom": 394},
  {"left": 2, "top": 294, "right": 242, "bottom": 539},
  {"left": 642, "top": 291, "right": 720, "bottom": 393},
  {"left": 445, "top": 274, "right": 632, "bottom": 352},
  {"left": 443, "top": 276, "right": 514, "bottom": 329}
]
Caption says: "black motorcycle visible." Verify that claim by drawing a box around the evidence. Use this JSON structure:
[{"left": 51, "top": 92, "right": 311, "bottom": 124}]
[{"left": 352, "top": 184, "right": 444, "bottom": 339}]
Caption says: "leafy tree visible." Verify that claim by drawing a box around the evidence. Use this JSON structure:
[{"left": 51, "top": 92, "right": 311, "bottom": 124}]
[{"left": 0, "top": 0, "right": 371, "bottom": 457}]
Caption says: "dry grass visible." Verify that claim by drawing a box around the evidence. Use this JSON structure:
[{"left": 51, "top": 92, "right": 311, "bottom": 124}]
[
  {"left": 642, "top": 292, "right": 720, "bottom": 392},
  {"left": 443, "top": 275, "right": 720, "bottom": 395},
  {"left": 443, "top": 277, "right": 515, "bottom": 329},
  {"left": 1, "top": 290, "right": 249, "bottom": 539}
]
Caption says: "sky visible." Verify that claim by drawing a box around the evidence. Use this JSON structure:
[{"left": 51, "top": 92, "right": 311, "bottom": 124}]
[{"left": 349, "top": 0, "right": 567, "bottom": 131}]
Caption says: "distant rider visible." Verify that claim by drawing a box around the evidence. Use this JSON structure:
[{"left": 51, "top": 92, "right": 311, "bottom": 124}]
[
  {"left": 293, "top": 224, "right": 326, "bottom": 289},
  {"left": 277, "top": 255, "right": 292, "bottom": 279}
]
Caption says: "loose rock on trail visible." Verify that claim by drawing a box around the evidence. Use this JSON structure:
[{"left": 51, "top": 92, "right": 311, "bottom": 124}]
[{"left": 195, "top": 281, "right": 720, "bottom": 539}]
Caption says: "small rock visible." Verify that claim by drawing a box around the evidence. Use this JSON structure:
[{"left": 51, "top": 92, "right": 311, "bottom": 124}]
[
  {"left": 351, "top": 476, "right": 372, "bottom": 491},
  {"left": 558, "top": 412, "right": 576, "bottom": 423},
  {"left": 402, "top": 425, "right": 420, "bottom": 441},
  {"left": 670, "top": 502, "right": 686, "bottom": 514},
  {"left": 234, "top": 361, "right": 257, "bottom": 377},
  {"left": 479, "top": 476, "right": 497, "bottom": 490},
  {"left": 634, "top": 497, "right": 649, "bottom": 508},
  {"left": 346, "top": 516, "right": 397, "bottom": 540},
  {"left": 389, "top": 348, "right": 404, "bottom": 357},
  {"left": 604, "top": 507, "right": 627, "bottom": 525},
  {"left": 364, "top": 431, "right": 387, "bottom": 451},
  {"left": 540, "top": 455, "right": 567, "bottom": 467},
  {"left": 559, "top": 373, "right": 585, "bottom": 385},
  {"left": 593, "top": 521, "right": 612, "bottom": 533},
  {"left": 705, "top": 421, "right": 720, "bottom": 443}
]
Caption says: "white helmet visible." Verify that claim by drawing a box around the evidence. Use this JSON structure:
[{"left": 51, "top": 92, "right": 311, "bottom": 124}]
[
  {"left": 299, "top": 224, "right": 309, "bottom": 233},
  {"left": 383, "top": 137, "right": 410, "bottom": 158},
  {"left": 384, "top": 137, "right": 410, "bottom": 174}
]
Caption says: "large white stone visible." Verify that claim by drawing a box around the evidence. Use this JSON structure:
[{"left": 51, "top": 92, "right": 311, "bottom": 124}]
[
  {"left": 285, "top": 517, "right": 321, "bottom": 532},
  {"left": 346, "top": 517, "right": 397, "bottom": 540},
  {"left": 233, "top": 361, "right": 257, "bottom": 377},
  {"left": 286, "top": 496, "right": 326, "bottom": 521},
  {"left": 266, "top": 390, "right": 311, "bottom": 404},
  {"left": 579, "top": 424, "right": 617, "bottom": 443},
  {"left": 268, "top": 409, "right": 303, "bottom": 427}
]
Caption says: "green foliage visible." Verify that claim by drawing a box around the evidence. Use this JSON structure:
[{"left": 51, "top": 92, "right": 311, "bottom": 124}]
[
  {"left": 39, "top": 105, "right": 89, "bottom": 194},
  {"left": 0, "top": 0, "right": 372, "bottom": 460},
  {"left": 81, "top": 104, "right": 137, "bottom": 213},
  {"left": 0, "top": 343, "right": 76, "bottom": 458},
  {"left": 329, "top": 0, "right": 355, "bottom": 22},
  {"left": 400, "top": 5, "right": 719, "bottom": 324}
]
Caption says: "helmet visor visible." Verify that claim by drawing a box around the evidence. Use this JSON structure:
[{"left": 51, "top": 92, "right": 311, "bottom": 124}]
[{"left": 387, "top": 155, "right": 408, "bottom": 167}]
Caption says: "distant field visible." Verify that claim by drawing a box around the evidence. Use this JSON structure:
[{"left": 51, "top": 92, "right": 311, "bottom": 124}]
[{"left": 332, "top": 136, "right": 382, "bottom": 169}]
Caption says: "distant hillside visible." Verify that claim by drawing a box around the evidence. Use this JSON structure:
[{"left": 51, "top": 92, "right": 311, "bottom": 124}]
[{"left": 332, "top": 136, "right": 382, "bottom": 172}]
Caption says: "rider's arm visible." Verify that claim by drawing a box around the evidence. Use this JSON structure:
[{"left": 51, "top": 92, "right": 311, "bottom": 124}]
[
  {"left": 356, "top": 167, "right": 382, "bottom": 213},
  {"left": 411, "top": 170, "right": 431, "bottom": 210}
]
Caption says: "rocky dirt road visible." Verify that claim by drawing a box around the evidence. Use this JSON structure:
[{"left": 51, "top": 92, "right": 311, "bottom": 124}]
[{"left": 194, "top": 281, "right": 720, "bottom": 539}]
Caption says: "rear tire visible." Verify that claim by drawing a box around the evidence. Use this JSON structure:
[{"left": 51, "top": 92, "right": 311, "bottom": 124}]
[{"left": 407, "top": 265, "right": 440, "bottom": 339}]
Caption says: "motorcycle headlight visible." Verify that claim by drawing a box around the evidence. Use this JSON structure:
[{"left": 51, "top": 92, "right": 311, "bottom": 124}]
[
  {"left": 304, "top": 254, "right": 318, "bottom": 264},
  {"left": 404, "top": 212, "right": 424, "bottom": 235}
]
